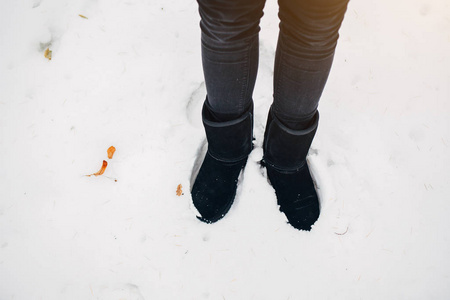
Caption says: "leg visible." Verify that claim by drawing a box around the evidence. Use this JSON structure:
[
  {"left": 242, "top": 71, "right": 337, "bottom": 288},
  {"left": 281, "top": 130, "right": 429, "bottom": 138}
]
[
  {"left": 192, "top": 0, "right": 265, "bottom": 222},
  {"left": 264, "top": 0, "right": 349, "bottom": 230},
  {"left": 274, "top": 0, "right": 349, "bottom": 129},
  {"left": 198, "top": 0, "right": 266, "bottom": 120}
]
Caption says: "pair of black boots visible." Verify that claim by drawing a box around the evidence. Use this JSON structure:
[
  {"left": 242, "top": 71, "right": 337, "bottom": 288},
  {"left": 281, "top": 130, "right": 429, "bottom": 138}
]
[{"left": 191, "top": 100, "right": 320, "bottom": 231}]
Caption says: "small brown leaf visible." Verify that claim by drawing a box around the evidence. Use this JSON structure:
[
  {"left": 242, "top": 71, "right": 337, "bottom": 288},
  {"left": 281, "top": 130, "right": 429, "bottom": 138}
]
[
  {"left": 86, "top": 160, "right": 108, "bottom": 177},
  {"left": 107, "top": 146, "right": 116, "bottom": 159},
  {"left": 176, "top": 184, "right": 183, "bottom": 196},
  {"left": 79, "top": 14, "right": 88, "bottom": 19},
  {"left": 44, "top": 48, "right": 52, "bottom": 60}
]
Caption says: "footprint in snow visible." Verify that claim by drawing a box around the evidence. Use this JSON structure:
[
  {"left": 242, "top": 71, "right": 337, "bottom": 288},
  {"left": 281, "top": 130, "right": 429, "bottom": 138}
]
[{"left": 186, "top": 81, "right": 206, "bottom": 128}]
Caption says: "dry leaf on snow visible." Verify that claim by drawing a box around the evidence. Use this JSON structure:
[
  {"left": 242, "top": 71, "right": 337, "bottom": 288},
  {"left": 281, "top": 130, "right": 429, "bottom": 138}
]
[
  {"left": 176, "top": 184, "right": 183, "bottom": 196},
  {"left": 44, "top": 48, "right": 52, "bottom": 60},
  {"left": 79, "top": 14, "right": 88, "bottom": 19},
  {"left": 107, "top": 146, "right": 116, "bottom": 159},
  {"left": 86, "top": 160, "right": 108, "bottom": 177}
]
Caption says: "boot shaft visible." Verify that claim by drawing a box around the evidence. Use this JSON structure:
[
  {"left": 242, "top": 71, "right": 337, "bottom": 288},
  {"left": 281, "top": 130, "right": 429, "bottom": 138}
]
[
  {"left": 263, "top": 107, "right": 319, "bottom": 172},
  {"left": 202, "top": 100, "right": 253, "bottom": 163}
]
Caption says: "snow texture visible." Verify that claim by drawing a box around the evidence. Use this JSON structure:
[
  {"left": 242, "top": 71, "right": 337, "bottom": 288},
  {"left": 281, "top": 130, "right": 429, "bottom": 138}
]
[{"left": 1, "top": 0, "right": 449, "bottom": 299}]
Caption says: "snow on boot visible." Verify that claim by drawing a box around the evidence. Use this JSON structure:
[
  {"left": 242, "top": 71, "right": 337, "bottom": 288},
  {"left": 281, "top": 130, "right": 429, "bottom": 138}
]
[
  {"left": 192, "top": 100, "right": 253, "bottom": 223},
  {"left": 263, "top": 107, "right": 320, "bottom": 231}
]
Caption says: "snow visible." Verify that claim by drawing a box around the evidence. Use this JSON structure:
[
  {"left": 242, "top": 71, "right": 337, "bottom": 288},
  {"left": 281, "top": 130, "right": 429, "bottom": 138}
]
[{"left": 1, "top": 0, "right": 449, "bottom": 299}]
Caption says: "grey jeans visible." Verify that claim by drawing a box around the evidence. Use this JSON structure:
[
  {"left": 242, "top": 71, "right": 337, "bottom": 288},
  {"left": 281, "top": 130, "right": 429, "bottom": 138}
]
[{"left": 197, "top": 0, "right": 349, "bottom": 129}]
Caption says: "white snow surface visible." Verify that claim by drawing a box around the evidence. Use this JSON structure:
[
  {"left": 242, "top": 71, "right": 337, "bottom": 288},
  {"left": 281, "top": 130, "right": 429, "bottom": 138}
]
[{"left": 1, "top": 0, "right": 450, "bottom": 299}]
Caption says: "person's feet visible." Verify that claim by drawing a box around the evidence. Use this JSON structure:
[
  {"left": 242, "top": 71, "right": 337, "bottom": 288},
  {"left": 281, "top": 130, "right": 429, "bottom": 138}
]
[
  {"left": 192, "top": 153, "right": 247, "bottom": 223},
  {"left": 263, "top": 107, "right": 320, "bottom": 231},
  {"left": 191, "top": 99, "right": 253, "bottom": 223},
  {"left": 192, "top": 101, "right": 320, "bottom": 229},
  {"left": 265, "top": 161, "right": 319, "bottom": 231}
]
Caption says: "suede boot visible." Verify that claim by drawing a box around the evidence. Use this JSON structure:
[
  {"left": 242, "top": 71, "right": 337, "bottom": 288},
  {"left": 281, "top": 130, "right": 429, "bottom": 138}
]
[
  {"left": 192, "top": 100, "right": 253, "bottom": 223},
  {"left": 263, "top": 107, "right": 320, "bottom": 231}
]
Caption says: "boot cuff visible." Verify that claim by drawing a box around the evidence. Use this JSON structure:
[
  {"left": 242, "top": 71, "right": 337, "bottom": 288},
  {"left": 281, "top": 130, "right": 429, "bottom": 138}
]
[
  {"left": 263, "top": 108, "right": 319, "bottom": 171},
  {"left": 202, "top": 100, "right": 253, "bottom": 163}
]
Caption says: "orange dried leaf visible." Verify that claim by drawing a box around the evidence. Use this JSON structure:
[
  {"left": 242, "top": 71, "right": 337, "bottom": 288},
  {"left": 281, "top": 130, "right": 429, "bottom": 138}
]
[
  {"left": 176, "top": 184, "right": 183, "bottom": 196},
  {"left": 94, "top": 160, "right": 108, "bottom": 175},
  {"left": 107, "top": 146, "right": 116, "bottom": 159},
  {"left": 79, "top": 14, "right": 88, "bottom": 19},
  {"left": 86, "top": 160, "right": 108, "bottom": 177},
  {"left": 44, "top": 48, "right": 52, "bottom": 60}
]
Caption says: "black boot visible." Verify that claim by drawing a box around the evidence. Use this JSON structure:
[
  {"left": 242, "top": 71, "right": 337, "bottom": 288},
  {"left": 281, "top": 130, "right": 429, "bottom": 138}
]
[
  {"left": 192, "top": 100, "right": 253, "bottom": 223},
  {"left": 263, "top": 107, "right": 320, "bottom": 231}
]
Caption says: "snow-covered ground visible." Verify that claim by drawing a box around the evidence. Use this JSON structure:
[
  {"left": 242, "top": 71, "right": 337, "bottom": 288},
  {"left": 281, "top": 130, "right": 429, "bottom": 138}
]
[{"left": 1, "top": 0, "right": 449, "bottom": 299}]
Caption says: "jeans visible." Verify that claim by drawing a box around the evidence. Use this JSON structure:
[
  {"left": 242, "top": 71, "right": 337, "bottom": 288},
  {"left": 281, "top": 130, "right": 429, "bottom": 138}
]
[{"left": 197, "top": 0, "right": 349, "bottom": 129}]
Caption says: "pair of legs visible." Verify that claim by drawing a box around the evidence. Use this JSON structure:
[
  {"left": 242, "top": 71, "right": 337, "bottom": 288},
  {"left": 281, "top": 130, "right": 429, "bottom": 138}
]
[
  {"left": 192, "top": 0, "right": 349, "bottom": 230},
  {"left": 199, "top": 0, "right": 348, "bottom": 128}
]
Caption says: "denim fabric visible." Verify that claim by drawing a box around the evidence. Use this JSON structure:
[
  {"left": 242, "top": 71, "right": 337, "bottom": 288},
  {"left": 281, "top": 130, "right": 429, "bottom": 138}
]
[{"left": 197, "top": 0, "right": 349, "bottom": 129}]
